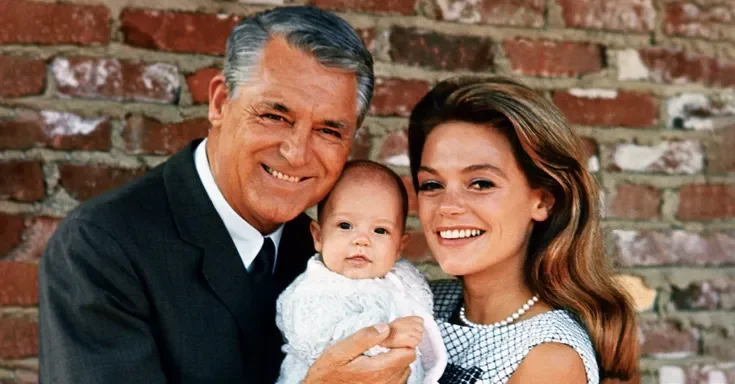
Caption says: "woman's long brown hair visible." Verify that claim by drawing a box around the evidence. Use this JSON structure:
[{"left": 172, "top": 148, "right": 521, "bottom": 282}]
[{"left": 408, "top": 76, "right": 639, "bottom": 382}]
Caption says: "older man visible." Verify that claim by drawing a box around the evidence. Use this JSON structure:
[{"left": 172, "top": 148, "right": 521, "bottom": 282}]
[{"left": 39, "top": 6, "right": 415, "bottom": 383}]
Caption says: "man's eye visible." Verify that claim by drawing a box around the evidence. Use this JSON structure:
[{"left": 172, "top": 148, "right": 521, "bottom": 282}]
[
  {"left": 418, "top": 181, "right": 442, "bottom": 191},
  {"left": 374, "top": 228, "right": 388, "bottom": 235},
  {"left": 263, "top": 114, "right": 288, "bottom": 123},
  {"left": 470, "top": 180, "right": 495, "bottom": 190},
  {"left": 320, "top": 128, "right": 342, "bottom": 139},
  {"left": 338, "top": 222, "right": 352, "bottom": 230}
]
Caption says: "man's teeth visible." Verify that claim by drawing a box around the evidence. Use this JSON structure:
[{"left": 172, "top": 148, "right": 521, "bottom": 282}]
[
  {"left": 439, "top": 229, "right": 483, "bottom": 239},
  {"left": 266, "top": 166, "right": 300, "bottom": 183}
]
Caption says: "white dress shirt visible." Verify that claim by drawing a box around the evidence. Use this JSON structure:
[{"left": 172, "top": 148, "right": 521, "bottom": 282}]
[{"left": 194, "top": 139, "right": 283, "bottom": 272}]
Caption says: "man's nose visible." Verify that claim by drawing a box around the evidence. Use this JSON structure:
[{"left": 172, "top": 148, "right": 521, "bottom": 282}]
[{"left": 279, "top": 123, "right": 312, "bottom": 167}]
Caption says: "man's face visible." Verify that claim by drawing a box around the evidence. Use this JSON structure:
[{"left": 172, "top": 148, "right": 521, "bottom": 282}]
[{"left": 207, "top": 36, "right": 359, "bottom": 233}]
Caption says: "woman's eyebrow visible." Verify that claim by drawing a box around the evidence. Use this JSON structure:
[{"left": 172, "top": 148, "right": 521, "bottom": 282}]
[{"left": 463, "top": 164, "right": 507, "bottom": 179}]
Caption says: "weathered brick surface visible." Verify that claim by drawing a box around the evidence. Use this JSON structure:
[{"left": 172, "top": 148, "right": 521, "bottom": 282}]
[
  {"left": 369, "top": 78, "right": 430, "bottom": 117},
  {"left": 639, "top": 48, "right": 735, "bottom": 88},
  {"left": 403, "top": 230, "right": 432, "bottom": 263},
  {"left": 671, "top": 277, "right": 735, "bottom": 310},
  {"left": 0, "top": 0, "right": 110, "bottom": 45},
  {"left": 607, "top": 184, "right": 660, "bottom": 219},
  {"left": 389, "top": 27, "right": 493, "bottom": 72},
  {"left": 707, "top": 125, "right": 735, "bottom": 174},
  {"left": 677, "top": 184, "right": 735, "bottom": 221},
  {"left": 0, "top": 317, "right": 38, "bottom": 359},
  {"left": 348, "top": 128, "right": 371, "bottom": 161},
  {"left": 400, "top": 176, "right": 417, "bottom": 215},
  {"left": 607, "top": 141, "right": 704, "bottom": 175},
  {"left": 186, "top": 68, "right": 220, "bottom": 105},
  {"left": 0, "top": 162, "right": 44, "bottom": 202},
  {"left": 59, "top": 164, "right": 147, "bottom": 201},
  {"left": 377, "top": 130, "right": 409, "bottom": 167},
  {"left": 0, "top": 56, "right": 46, "bottom": 98},
  {"left": 553, "top": 89, "right": 657, "bottom": 127},
  {"left": 0, "top": 215, "right": 26, "bottom": 258},
  {"left": 579, "top": 137, "right": 600, "bottom": 173},
  {"left": 0, "top": 262, "right": 38, "bottom": 306},
  {"left": 639, "top": 320, "right": 699, "bottom": 358},
  {"left": 433, "top": 0, "right": 545, "bottom": 27},
  {"left": 503, "top": 40, "right": 603, "bottom": 77},
  {"left": 611, "top": 230, "right": 735, "bottom": 266},
  {"left": 664, "top": 2, "right": 735, "bottom": 43},
  {"left": 123, "top": 116, "right": 209, "bottom": 155},
  {"left": 556, "top": 0, "right": 655, "bottom": 32},
  {"left": 309, "top": 0, "right": 416, "bottom": 15},
  {"left": 121, "top": 9, "right": 240, "bottom": 55},
  {"left": 3, "top": 216, "right": 60, "bottom": 263},
  {"left": 0, "top": 110, "right": 111, "bottom": 150},
  {"left": 52, "top": 57, "right": 180, "bottom": 103}
]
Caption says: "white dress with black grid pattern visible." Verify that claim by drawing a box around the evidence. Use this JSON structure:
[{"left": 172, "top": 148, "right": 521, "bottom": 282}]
[{"left": 432, "top": 279, "right": 599, "bottom": 384}]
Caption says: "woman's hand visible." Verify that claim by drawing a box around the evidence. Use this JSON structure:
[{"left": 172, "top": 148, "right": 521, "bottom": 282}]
[{"left": 302, "top": 322, "right": 416, "bottom": 384}]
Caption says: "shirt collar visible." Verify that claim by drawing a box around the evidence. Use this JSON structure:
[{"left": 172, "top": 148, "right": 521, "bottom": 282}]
[{"left": 194, "top": 138, "right": 283, "bottom": 271}]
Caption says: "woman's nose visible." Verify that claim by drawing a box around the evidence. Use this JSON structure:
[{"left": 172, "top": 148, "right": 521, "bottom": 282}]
[{"left": 437, "top": 190, "right": 466, "bottom": 217}]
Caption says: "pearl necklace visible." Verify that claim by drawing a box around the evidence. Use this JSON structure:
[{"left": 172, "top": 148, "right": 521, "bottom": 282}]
[{"left": 459, "top": 296, "right": 539, "bottom": 329}]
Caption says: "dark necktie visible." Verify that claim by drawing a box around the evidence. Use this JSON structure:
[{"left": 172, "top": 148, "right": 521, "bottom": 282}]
[{"left": 251, "top": 237, "right": 275, "bottom": 281}]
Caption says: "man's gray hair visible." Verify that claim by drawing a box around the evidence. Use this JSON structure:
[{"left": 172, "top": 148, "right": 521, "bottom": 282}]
[{"left": 223, "top": 6, "right": 374, "bottom": 127}]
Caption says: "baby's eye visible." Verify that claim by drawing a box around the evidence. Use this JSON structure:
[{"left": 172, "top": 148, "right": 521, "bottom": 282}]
[
  {"left": 470, "top": 179, "right": 495, "bottom": 190},
  {"left": 338, "top": 222, "right": 352, "bottom": 230},
  {"left": 418, "top": 181, "right": 442, "bottom": 191},
  {"left": 374, "top": 228, "right": 388, "bottom": 235}
]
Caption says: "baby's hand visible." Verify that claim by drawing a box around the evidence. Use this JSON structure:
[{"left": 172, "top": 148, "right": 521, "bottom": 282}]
[{"left": 380, "top": 316, "right": 424, "bottom": 350}]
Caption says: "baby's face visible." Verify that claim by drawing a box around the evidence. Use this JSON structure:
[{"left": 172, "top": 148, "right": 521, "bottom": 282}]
[{"left": 312, "top": 178, "right": 407, "bottom": 279}]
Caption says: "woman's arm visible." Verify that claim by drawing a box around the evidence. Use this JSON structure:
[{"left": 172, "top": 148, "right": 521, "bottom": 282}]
[{"left": 507, "top": 343, "right": 588, "bottom": 384}]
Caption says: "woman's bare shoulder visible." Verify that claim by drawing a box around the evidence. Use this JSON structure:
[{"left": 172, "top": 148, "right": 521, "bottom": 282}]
[{"left": 507, "top": 343, "right": 588, "bottom": 384}]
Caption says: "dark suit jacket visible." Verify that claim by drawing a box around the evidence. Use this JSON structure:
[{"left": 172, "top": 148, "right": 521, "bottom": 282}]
[{"left": 39, "top": 140, "right": 315, "bottom": 383}]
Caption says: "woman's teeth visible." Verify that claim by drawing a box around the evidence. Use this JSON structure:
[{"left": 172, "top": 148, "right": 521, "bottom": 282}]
[
  {"left": 265, "top": 166, "right": 300, "bottom": 183},
  {"left": 439, "top": 229, "right": 483, "bottom": 239}
]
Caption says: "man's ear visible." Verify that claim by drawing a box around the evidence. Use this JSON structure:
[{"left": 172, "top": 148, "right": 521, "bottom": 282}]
[
  {"left": 531, "top": 189, "right": 555, "bottom": 222},
  {"left": 310, "top": 220, "right": 323, "bottom": 253},
  {"left": 208, "top": 74, "right": 229, "bottom": 127}
]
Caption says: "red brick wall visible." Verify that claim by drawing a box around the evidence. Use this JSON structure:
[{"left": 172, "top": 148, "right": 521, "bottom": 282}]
[{"left": 1, "top": 0, "right": 734, "bottom": 382}]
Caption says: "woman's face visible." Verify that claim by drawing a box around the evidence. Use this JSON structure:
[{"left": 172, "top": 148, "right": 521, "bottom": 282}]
[{"left": 416, "top": 121, "right": 551, "bottom": 277}]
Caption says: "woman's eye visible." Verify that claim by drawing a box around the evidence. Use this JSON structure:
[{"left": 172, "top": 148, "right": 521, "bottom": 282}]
[
  {"left": 470, "top": 180, "right": 495, "bottom": 190},
  {"left": 319, "top": 128, "right": 342, "bottom": 139},
  {"left": 338, "top": 222, "right": 352, "bottom": 230},
  {"left": 418, "top": 181, "right": 442, "bottom": 191},
  {"left": 374, "top": 228, "right": 388, "bottom": 235}
]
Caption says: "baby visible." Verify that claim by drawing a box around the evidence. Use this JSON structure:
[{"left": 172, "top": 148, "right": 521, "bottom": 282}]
[{"left": 275, "top": 160, "right": 446, "bottom": 384}]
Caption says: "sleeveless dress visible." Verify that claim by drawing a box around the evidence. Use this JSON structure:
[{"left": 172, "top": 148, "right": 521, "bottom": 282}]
[{"left": 432, "top": 280, "right": 600, "bottom": 384}]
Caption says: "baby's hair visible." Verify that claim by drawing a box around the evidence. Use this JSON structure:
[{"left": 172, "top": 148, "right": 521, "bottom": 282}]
[{"left": 316, "top": 160, "right": 409, "bottom": 229}]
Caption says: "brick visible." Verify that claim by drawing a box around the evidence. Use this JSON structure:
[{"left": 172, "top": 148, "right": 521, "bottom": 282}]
[
  {"left": 658, "top": 365, "right": 735, "bottom": 384},
  {"left": 123, "top": 116, "right": 209, "bottom": 155},
  {"left": 611, "top": 230, "right": 735, "bottom": 266},
  {"left": 400, "top": 176, "right": 417, "bottom": 216},
  {"left": 186, "top": 67, "right": 219, "bottom": 105},
  {"left": 0, "top": 262, "right": 38, "bottom": 306},
  {"left": 0, "top": 110, "right": 111, "bottom": 150},
  {"left": 702, "top": 331, "right": 735, "bottom": 361},
  {"left": 0, "top": 214, "right": 26, "bottom": 257},
  {"left": 503, "top": 40, "right": 603, "bottom": 77},
  {"left": 0, "top": 56, "right": 46, "bottom": 98},
  {"left": 579, "top": 137, "right": 599, "bottom": 173},
  {"left": 0, "top": 317, "right": 38, "bottom": 359},
  {"left": 403, "top": 230, "right": 432, "bottom": 263},
  {"left": 553, "top": 89, "right": 657, "bottom": 127},
  {"left": 557, "top": 0, "right": 655, "bottom": 32},
  {"left": 607, "top": 184, "right": 660, "bottom": 219},
  {"left": 59, "top": 164, "right": 146, "bottom": 201},
  {"left": 0, "top": 0, "right": 110, "bottom": 45},
  {"left": 665, "top": 93, "right": 735, "bottom": 131},
  {"left": 708, "top": 125, "right": 735, "bottom": 174},
  {"left": 348, "top": 128, "right": 371, "bottom": 161},
  {"left": 671, "top": 277, "right": 735, "bottom": 310},
  {"left": 389, "top": 27, "right": 493, "bottom": 72},
  {"left": 121, "top": 9, "right": 240, "bottom": 55},
  {"left": 639, "top": 48, "right": 735, "bottom": 88},
  {"left": 677, "top": 184, "right": 735, "bottom": 220},
  {"left": 0, "top": 162, "right": 44, "bottom": 202},
  {"left": 356, "top": 27, "right": 376, "bottom": 55},
  {"left": 433, "top": 0, "right": 544, "bottom": 27},
  {"left": 607, "top": 140, "right": 704, "bottom": 175},
  {"left": 308, "top": 0, "right": 416, "bottom": 15},
  {"left": 5, "top": 216, "right": 61, "bottom": 263},
  {"left": 639, "top": 320, "right": 698, "bottom": 358},
  {"left": 664, "top": 2, "right": 735, "bottom": 43},
  {"left": 378, "top": 130, "right": 409, "bottom": 167},
  {"left": 369, "top": 78, "right": 430, "bottom": 117},
  {"left": 52, "top": 57, "right": 180, "bottom": 104}
]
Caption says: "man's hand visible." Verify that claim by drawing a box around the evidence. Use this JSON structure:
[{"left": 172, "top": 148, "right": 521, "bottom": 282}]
[
  {"left": 381, "top": 316, "right": 424, "bottom": 350},
  {"left": 302, "top": 323, "right": 416, "bottom": 384}
]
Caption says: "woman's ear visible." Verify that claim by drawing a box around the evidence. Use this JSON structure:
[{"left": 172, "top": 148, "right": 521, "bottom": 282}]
[
  {"left": 531, "top": 189, "right": 555, "bottom": 222},
  {"left": 310, "top": 220, "right": 323, "bottom": 253},
  {"left": 208, "top": 74, "right": 229, "bottom": 127}
]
